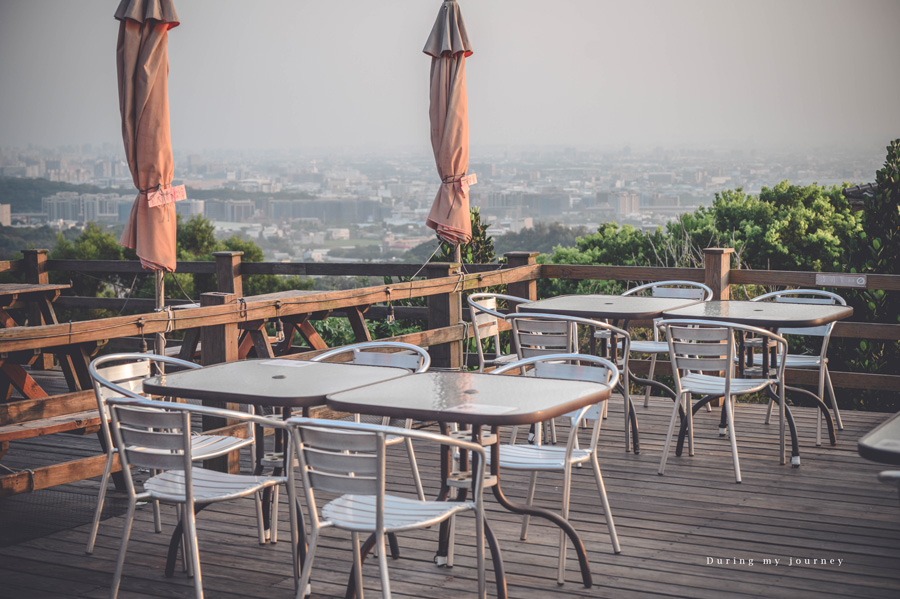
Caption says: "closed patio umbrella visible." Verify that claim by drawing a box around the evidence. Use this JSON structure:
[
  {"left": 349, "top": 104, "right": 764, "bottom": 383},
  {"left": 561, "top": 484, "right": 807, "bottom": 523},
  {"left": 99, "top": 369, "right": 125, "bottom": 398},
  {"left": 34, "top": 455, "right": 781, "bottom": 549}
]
[
  {"left": 424, "top": 0, "right": 476, "bottom": 246},
  {"left": 115, "top": 0, "right": 185, "bottom": 352}
]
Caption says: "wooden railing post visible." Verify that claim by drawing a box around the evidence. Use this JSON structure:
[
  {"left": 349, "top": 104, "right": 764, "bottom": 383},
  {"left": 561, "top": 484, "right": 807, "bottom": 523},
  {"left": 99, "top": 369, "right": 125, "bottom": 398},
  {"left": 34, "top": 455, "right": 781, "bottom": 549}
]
[
  {"left": 704, "top": 248, "right": 734, "bottom": 300},
  {"left": 22, "top": 249, "right": 53, "bottom": 370},
  {"left": 505, "top": 251, "right": 540, "bottom": 301},
  {"left": 425, "top": 262, "right": 462, "bottom": 370},
  {"left": 199, "top": 291, "right": 240, "bottom": 473},
  {"left": 214, "top": 251, "right": 243, "bottom": 296}
]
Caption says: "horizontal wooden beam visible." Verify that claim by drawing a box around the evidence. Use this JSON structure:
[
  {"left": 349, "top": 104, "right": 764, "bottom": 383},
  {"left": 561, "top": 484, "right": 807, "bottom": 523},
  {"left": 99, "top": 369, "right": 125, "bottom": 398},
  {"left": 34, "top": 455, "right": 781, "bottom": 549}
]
[
  {"left": 0, "top": 390, "right": 96, "bottom": 426},
  {"left": 0, "top": 265, "right": 540, "bottom": 353},
  {"left": 42, "top": 259, "right": 510, "bottom": 279},
  {"left": 541, "top": 264, "right": 705, "bottom": 283},
  {"left": 730, "top": 269, "right": 900, "bottom": 291},
  {"left": 0, "top": 452, "right": 119, "bottom": 498},
  {"left": 0, "top": 260, "right": 24, "bottom": 274},
  {"left": 54, "top": 296, "right": 197, "bottom": 310},
  {"left": 45, "top": 259, "right": 217, "bottom": 274}
]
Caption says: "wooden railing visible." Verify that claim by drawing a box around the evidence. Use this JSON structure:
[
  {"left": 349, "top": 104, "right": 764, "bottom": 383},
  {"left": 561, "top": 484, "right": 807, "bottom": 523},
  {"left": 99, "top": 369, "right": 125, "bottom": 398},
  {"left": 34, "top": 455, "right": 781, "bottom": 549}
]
[{"left": 1, "top": 247, "right": 899, "bottom": 496}]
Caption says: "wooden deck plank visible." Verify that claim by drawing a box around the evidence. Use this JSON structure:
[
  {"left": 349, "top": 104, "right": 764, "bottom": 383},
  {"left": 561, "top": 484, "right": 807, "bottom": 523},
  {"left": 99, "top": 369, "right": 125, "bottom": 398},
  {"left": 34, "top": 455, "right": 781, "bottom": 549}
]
[{"left": 1, "top": 399, "right": 898, "bottom": 599}]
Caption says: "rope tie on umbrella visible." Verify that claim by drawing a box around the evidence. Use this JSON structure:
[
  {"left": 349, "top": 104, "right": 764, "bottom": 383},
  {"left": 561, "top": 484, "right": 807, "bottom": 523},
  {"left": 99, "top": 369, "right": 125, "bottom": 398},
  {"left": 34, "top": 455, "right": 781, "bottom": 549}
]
[{"left": 441, "top": 173, "right": 477, "bottom": 192}]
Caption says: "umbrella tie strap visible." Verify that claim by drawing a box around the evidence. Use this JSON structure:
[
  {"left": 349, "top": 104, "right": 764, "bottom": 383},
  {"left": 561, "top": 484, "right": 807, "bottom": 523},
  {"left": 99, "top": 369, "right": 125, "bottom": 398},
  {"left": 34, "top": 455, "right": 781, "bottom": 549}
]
[{"left": 441, "top": 173, "right": 477, "bottom": 193}]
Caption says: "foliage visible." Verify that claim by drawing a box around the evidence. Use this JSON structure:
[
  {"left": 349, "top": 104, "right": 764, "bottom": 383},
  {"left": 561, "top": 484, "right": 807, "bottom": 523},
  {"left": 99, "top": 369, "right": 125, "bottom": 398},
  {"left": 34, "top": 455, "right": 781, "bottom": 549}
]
[
  {"left": 435, "top": 207, "right": 495, "bottom": 264},
  {"left": 540, "top": 142, "right": 899, "bottom": 411},
  {"left": 494, "top": 222, "right": 589, "bottom": 257}
]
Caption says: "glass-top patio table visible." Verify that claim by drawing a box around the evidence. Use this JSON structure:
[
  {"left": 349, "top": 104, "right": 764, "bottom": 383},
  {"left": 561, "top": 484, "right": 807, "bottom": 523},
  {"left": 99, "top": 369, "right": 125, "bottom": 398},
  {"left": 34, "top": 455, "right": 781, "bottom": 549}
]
[
  {"left": 518, "top": 294, "right": 703, "bottom": 453},
  {"left": 327, "top": 370, "right": 612, "bottom": 595}
]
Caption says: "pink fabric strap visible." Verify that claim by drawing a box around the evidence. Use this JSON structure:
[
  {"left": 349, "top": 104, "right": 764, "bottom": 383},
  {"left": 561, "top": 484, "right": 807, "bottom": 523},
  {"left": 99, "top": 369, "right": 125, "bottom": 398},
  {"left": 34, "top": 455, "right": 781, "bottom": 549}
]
[{"left": 146, "top": 184, "right": 187, "bottom": 208}]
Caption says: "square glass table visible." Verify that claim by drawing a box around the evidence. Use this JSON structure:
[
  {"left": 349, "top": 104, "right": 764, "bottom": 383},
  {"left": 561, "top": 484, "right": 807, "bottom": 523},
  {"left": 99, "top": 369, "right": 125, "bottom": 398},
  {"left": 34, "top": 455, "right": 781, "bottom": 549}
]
[
  {"left": 327, "top": 370, "right": 611, "bottom": 592},
  {"left": 142, "top": 359, "right": 411, "bottom": 576}
]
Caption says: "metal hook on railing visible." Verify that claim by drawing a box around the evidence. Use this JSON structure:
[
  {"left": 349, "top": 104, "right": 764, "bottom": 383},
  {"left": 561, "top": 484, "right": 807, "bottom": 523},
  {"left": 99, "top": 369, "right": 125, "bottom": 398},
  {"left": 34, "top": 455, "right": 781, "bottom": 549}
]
[{"left": 274, "top": 300, "right": 285, "bottom": 342}]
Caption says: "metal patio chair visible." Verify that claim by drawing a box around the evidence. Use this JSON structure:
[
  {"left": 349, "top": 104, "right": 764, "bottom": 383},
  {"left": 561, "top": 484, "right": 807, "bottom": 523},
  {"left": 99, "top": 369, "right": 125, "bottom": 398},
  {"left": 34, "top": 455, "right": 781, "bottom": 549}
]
[
  {"left": 466, "top": 293, "right": 528, "bottom": 372},
  {"left": 87, "top": 353, "right": 258, "bottom": 555},
  {"left": 310, "top": 341, "right": 431, "bottom": 501},
  {"left": 606, "top": 281, "right": 713, "bottom": 407},
  {"left": 288, "top": 418, "right": 488, "bottom": 599},
  {"left": 491, "top": 353, "right": 622, "bottom": 584},
  {"left": 657, "top": 319, "right": 788, "bottom": 483},
  {"left": 750, "top": 289, "right": 846, "bottom": 445},
  {"left": 105, "top": 397, "right": 297, "bottom": 599},
  {"left": 505, "top": 312, "right": 635, "bottom": 448}
]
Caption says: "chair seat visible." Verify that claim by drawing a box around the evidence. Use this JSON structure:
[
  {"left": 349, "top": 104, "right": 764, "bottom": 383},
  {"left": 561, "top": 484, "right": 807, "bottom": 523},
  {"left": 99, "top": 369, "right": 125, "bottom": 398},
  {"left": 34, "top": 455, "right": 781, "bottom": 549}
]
[
  {"left": 322, "top": 493, "right": 474, "bottom": 533},
  {"left": 681, "top": 373, "right": 775, "bottom": 396},
  {"left": 145, "top": 467, "right": 284, "bottom": 504},
  {"left": 486, "top": 353, "right": 519, "bottom": 366},
  {"left": 490, "top": 444, "right": 592, "bottom": 470},
  {"left": 628, "top": 340, "right": 669, "bottom": 354},
  {"left": 190, "top": 434, "right": 254, "bottom": 460},
  {"left": 742, "top": 353, "right": 823, "bottom": 368}
]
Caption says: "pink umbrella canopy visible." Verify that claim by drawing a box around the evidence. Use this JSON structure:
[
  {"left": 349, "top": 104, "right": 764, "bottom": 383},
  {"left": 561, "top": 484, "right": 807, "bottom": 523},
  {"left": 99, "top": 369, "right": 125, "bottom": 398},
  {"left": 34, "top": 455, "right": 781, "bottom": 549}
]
[
  {"left": 115, "top": 0, "right": 186, "bottom": 272},
  {"left": 424, "top": 0, "right": 476, "bottom": 246}
]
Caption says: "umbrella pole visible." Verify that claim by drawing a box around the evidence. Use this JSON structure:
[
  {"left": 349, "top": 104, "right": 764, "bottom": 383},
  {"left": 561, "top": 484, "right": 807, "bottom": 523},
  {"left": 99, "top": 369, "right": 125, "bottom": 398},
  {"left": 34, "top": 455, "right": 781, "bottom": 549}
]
[{"left": 155, "top": 270, "right": 166, "bottom": 357}]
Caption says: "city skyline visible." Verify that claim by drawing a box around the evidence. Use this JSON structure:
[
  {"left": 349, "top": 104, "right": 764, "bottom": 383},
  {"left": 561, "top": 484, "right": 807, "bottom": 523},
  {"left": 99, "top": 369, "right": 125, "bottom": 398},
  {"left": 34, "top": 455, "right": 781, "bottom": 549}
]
[{"left": 1, "top": 0, "right": 899, "bottom": 155}]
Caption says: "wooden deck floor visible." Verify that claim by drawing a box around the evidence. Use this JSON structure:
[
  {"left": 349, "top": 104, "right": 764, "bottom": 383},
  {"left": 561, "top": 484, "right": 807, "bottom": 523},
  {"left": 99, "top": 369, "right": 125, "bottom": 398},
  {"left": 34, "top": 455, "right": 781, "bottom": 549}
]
[{"left": 1, "top": 395, "right": 898, "bottom": 599}]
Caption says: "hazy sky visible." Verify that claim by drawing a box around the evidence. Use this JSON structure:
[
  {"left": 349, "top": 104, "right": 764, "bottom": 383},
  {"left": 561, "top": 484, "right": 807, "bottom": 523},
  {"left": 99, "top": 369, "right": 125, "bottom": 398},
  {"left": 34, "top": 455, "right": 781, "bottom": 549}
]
[{"left": 1, "top": 0, "right": 898, "bottom": 154}]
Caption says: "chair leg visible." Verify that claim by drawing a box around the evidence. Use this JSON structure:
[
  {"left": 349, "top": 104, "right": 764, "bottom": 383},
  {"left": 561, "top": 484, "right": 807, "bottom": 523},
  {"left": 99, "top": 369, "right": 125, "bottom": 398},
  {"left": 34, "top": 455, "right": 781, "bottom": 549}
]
[
  {"left": 376, "top": 531, "right": 392, "bottom": 599},
  {"left": 825, "top": 365, "right": 843, "bottom": 430},
  {"left": 816, "top": 366, "right": 826, "bottom": 446},
  {"left": 150, "top": 468, "right": 162, "bottom": 534},
  {"left": 520, "top": 471, "right": 538, "bottom": 540},
  {"left": 643, "top": 354, "right": 657, "bottom": 408},
  {"left": 658, "top": 391, "right": 686, "bottom": 475},
  {"left": 764, "top": 397, "right": 774, "bottom": 424},
  {"left": 297, "top": 529, "right": 319, "bottom": 599},
  {"left": 86, "top": 452, "right": 114, "bottom": 554},
  {"left": 475, "top": 510, "right": 486, "bottom": 599},
  {"left": 404, "top": 437, "right": 426, "bottom": 501},
  {"left": 687, "top": 393, "right": 695, "bottom": 457},
  {"left": 557, "top": 465, "right": 573, "bottom": 585},
  {"left": 724, "top": 396, "right": 742, "bottom": 483},
  {"left": 109, "top": 497, "right": 137, "bottom": 599},
  {"left": 446, "top": 515, "right": 456, "bottom": 567},
  {"left": 590, "top": 454, "right": 620, "bottom": 553},
  {"left": 351, "top": 532, "right": 365, "bottom": 599},
  {"left": 286, "top": 484, "right": 300, "bottom": 593},
  {"left": 549, "top": 419, "right": 558, "bottom": 445},
  {"left": 255, "top": 491, "right": 266, "bottom": 545},
  {"left": 270, "top": 486, "right": 280, "bottom": 543},
  {"left": 183, "top": 502, "right": 204, "bottom": 599}
]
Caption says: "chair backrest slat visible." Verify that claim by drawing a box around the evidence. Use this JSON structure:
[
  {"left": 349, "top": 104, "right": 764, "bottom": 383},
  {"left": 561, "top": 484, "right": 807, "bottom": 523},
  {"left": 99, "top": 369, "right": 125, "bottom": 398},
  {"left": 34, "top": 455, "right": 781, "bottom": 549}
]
[
  {"left": 624, "top": 280, "right": 713, "bottom": 301},
  {"left": 298, "top": 425, "right": 379, "bottom": 452},
  {"left": 533, "top": 361, "right": 612, "bottom": 384},
  {"left": 311, "top": 341, "right": 429, "bottom": 373},
  {"left": 650, "top": 287, "right": 707, "bottom": 299},
  {"left": 115, "top": 404, "right": 185, "bottom": 428},
  {"left": 119, "top": 427, "right": 185, "bottom": 451},
  {"left": 122, "top": 447, "right": 187, "bottom": 471},
  {"left": 308, "top": 471, "right": 379, "bottom": 496},
  {"left": 352, "top": 350, "right": 422, "bottom": 371},
  {"left": 110, "top": 403, "right": 189, "bottom": 472},
  {"left": 674, "top": 356, "right": 731, "bottom": 372},
  {"left": 302, "top": 446, "right": 378, "bottom": 476},
  {"left": 753, "top": 290, "right": 845, "bottom": 339},
  {"left": 295, "top": 424, "right": 383, "bottom": 496},
  {"left": 669, "top": 325, "right": 731, "bottom": 341}
]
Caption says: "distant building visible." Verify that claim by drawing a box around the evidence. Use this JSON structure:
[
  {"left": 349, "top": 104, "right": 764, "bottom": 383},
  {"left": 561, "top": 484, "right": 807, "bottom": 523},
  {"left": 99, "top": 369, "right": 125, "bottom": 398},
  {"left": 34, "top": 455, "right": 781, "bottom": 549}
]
[{"left": 0, "top": 203, "right": 10, "bottom": 227}]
